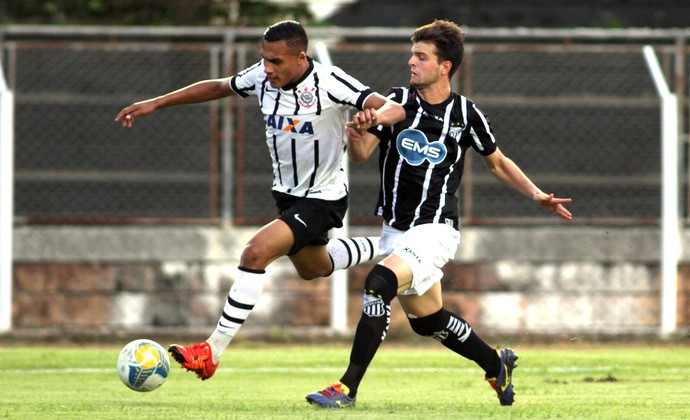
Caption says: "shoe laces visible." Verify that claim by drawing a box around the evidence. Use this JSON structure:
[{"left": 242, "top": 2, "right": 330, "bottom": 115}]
[{"left": 320, "top": 383, "right": 345, "bottom": 398}]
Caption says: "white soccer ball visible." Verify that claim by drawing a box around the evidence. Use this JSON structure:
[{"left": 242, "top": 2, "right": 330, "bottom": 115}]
[{"left": 117, "top": 339, "right": 170, "bottom": 392}]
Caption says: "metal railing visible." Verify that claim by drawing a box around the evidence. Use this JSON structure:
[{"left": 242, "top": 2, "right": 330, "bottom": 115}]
[{"left": 1, "top": 25, "right": 688, "bottom": 226}]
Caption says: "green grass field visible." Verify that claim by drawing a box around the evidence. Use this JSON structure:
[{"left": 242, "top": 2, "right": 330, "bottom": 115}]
[{"left": 0, "top": 342, "right": 688, "bottom": 419}]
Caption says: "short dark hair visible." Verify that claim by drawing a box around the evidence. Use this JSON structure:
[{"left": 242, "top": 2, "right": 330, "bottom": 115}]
[
  {"left": 411, "top": 20, "right": 465, "bottom": 78},
  {"left": 263, "top": 20, "right": 308, "bottom": 53}
]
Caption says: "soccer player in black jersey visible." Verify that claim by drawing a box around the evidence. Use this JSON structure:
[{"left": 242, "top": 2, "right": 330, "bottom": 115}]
[
  {"left": 115, "top": 21, "right": 404, "bottom": 381},
  {"left": 307, "top": 20, "right": 572, "bottom": 408}
]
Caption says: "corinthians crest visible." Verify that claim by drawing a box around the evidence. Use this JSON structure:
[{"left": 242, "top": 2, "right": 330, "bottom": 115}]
[{"left": 297, "top": 86, "right": 317, "bottom": 108}]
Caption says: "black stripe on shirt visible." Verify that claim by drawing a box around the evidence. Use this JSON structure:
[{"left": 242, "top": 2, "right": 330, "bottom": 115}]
[
  {"left": 314, "top": 73, "right": 322, "bottom": 115},
  {"left": 292, "top": 88, "right": 300, "bottom": 114},
  {"left": 305, "top": 140, "right": 319, "bottom": 196},
  {"left": 291, "top": 138, "right": 298, "bottom": 187},
  {"left": 331, "top": 72, "right": 358, "bottom": 91},
  {"left": 259, "top": 79, "right": 269, "bottom": 104},
  {"left": 272, "top": 134, "right": 282, "bottom": 185},
  {"left": 272, "top": 91, "right": 281, "bottom": 115},
  {"left": 327, "top": 92, "right": 356, "bottom": 108}
]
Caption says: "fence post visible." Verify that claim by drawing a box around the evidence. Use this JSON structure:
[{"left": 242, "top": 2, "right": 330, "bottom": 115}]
[
  {"left": 315, "top": 41, "right": 349, "bottom": 335},
  {"left": 643, "top": 45, "right": 680, "bottom": 338},
  {"left": 0, "top": 60, "right": 14, "bottom": 333}
]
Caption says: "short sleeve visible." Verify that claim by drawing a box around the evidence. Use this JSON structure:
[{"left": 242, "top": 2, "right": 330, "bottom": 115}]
[
  {"left": 466, "top": 102, "right": 497, "bottom": 156},
  {"left": 323, "top": 65, "right": 375, "bottom": 111},
  {"left": 230, "top": 62, "right": 262, "bottom": 98}
]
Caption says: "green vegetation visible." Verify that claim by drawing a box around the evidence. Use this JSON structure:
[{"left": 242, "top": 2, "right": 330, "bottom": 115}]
[
  {"left": 0, "top": 343, "right": 688, "bottom": 419},
  {"left": 0, "top": 0, "right": 313, "bottom": 26}
]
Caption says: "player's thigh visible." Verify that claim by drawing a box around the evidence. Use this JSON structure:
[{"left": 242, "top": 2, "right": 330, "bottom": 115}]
[
  {"left": 384, "top": 223, "right": 459, "bottom": 296},
  {"left": 379, "top": 253, "right": 414, "bottom": 291},
  {"left": 242, "top": 219, "right": 295, "bottom": 266},
  {"left": 398, "top": 282, "right": 443, "bottom": 318}
]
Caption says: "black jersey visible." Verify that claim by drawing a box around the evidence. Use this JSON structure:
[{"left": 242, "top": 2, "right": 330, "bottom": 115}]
[{"left": 369, "top": 87, "right": 497, "bottom": 231}]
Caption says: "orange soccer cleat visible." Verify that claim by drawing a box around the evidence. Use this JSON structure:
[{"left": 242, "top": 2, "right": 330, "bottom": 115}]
[{"left": 168, "top": 342, "right": 219, "bottom": 380}]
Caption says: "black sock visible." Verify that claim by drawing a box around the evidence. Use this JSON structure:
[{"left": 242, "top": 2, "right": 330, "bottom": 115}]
[
  {"left": 339, "top": 265, "right": 398, "bottom": 397},
  {"left": 409, "top": 308, "right": 501, "bottom": 378}
]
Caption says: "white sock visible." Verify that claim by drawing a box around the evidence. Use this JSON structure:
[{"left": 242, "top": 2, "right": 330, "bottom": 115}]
[
  {"left": 327, "top": 236, "right": 380, "bottom": 272},
  {"left": 207, "top": 267, "right": 265, "bottom": 363},
  {"left": 207, "top": 329, "right": 231, "bottom": 364}
]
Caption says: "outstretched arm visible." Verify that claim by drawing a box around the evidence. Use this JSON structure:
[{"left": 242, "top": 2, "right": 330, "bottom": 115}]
[
  {"left": 115, "top": 78, "right": 234, "bottom": 127},
  {"left": 360, "top": 93, "right": 405, "bottom": 127},
  {"left": 482, "top": 148, "right": 573, "bottom": 220},
  {"left": 346, "top": 94, "right": 404, "bottom": 163}
]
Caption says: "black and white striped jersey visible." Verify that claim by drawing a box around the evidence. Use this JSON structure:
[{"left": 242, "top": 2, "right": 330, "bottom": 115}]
[
  {"left": 370, "top": 87, "right": 497, "bottom": 231},
  {"left": 230, "top": 58, "right": 375, "bottom": 201}
]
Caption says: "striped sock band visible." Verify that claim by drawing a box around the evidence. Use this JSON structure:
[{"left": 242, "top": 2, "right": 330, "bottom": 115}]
[
  {"left": 327, "top": 236, "right": 380, "bottom": 272},
  {"left": 213, "top": 267, "right": 265, "bottom": 345}
]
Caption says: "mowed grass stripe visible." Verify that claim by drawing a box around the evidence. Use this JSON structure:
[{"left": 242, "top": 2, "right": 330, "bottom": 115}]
[{"left": 3, "top": 365, "right": 689, "bottom": 375}]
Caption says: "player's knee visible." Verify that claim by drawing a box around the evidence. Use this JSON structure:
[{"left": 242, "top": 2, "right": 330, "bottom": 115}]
[
  {"left": 239, "top": 242, "right": 272, "bottom": 270},
  {"left": 408, "top": 308, "right": 448, "bottom": 337},
  {"left": 363, "top": 265, "right": 398, "bottom": 304}
]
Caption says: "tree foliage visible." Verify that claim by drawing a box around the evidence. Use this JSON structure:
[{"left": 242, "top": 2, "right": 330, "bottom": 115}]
[{"left": 0, "top": 0, "right": 313, "bottom": 26}]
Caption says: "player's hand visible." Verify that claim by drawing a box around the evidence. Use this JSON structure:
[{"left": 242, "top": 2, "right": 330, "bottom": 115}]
[
  {"left": 534, "top": 193, "right": 572, "bottom": 220},
  {"left": 114, "top": 99, "right": 157, "bottom": 128},
  {"left": 346, "top": 108, "right": 378, "bottom": 131},
  {"left": 345, "top": 126, "right": 364, "bottom": 141}
]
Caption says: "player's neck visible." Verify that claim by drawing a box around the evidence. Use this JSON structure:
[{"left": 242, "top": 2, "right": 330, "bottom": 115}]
[{"left": 415, "top": 82, "right": 451, "bottom": 105}]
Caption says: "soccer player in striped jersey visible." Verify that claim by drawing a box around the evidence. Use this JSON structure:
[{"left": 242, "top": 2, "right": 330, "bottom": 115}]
[
  {"left": 307, "top": 20, "right": 572, "bottom": 408},
  {"left": 115, "top": 20, "right": 404, "bottom": 380}
]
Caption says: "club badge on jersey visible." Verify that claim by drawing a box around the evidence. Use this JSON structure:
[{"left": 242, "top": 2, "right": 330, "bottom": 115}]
[{"left": 297, "top": 86, "right": 317, "bottom": 108}]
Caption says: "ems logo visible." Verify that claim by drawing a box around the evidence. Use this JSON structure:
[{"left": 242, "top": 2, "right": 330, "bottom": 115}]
[
  {"left": 297, "top": 87, "right": 317, "bottom": 108},
  {"left": 396, "top": 128, "right": 447, "bottom": 166}
]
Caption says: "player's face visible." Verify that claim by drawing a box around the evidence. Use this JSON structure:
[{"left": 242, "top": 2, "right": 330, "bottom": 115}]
[
  {"left": 261, "top": 40, "right": 307, "bottom": 88},
  {"left": 408, "top": 42, "right": 445, "bottom": 88}
]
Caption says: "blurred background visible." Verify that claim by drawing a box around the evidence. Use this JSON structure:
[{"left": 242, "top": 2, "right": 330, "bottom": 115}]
[{"left": 1, "top": 0, "right": 689, "bottom": 342}]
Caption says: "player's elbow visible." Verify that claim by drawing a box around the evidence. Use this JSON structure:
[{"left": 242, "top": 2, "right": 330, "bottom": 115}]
[
  {"left": 482, "top": 152, "right": 508, "bottom": 179},
  {"left": 348, "top": 149, "right": 370, "bottom": 164},
  {"left": 379, "top": 103, "right": 405, "bottom": 126},
  {"left": 487, "top": 164, "right": 503, "bottom": 179}
]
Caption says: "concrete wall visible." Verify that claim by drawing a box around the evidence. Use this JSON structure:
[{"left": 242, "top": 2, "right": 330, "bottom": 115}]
[{"left": 9, "top": 225, "right": 690, "bottom": 337}]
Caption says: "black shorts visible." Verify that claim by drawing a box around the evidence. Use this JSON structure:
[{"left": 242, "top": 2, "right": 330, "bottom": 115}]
[{"left": 273, "top": 191, "right": 348, "bottom": 256}]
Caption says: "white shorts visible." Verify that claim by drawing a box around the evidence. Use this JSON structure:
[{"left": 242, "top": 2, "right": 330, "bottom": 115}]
[{"left": 378, "top": 223, "right": 460, "bottom": 296}]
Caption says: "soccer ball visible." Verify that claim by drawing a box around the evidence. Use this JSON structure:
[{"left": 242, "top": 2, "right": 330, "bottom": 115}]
[{"left": 117, "top": 339, "right": 170, "bottom": 392}]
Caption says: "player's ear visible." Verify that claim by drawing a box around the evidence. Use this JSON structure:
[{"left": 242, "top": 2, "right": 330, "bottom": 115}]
[{"left": 441, "top": 60, "right": 452, "bottom": 77}]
